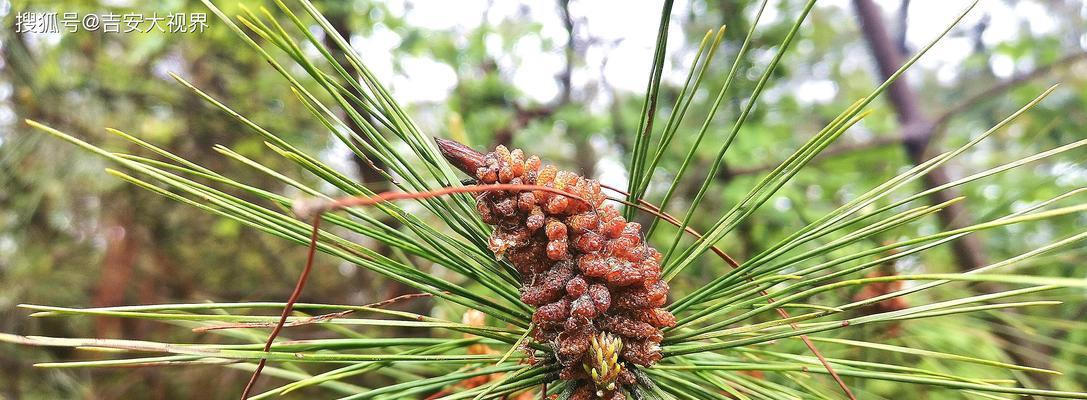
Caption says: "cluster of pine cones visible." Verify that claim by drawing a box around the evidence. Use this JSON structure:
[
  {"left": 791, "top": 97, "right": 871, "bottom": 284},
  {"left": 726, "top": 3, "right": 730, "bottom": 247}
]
[{"left": 437, "top": 138, "right": 675, "bottom": 398}]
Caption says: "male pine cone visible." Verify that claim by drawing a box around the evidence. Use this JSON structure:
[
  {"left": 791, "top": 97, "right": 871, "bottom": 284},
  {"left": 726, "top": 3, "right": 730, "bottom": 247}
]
[{"left": 436, "top": 138, "right": 675, "bottom": 398}]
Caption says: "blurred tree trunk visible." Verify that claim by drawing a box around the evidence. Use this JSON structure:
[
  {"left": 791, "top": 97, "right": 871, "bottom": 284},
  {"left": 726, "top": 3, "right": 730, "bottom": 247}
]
[
  {"left": 326, "top": 15, "right": 393, "bottom": 187},
  {"left": 92, "top": 195, "right": 139, "bottom": 337},
  {"left": 852, "top": 0, "right": 988, "bottom": 273},
  {"left": 852, "top": 0, "right": 1052, "bottom": 391},
  {"left": 560, "top": 0, "right": 595, "bottom": 178}
]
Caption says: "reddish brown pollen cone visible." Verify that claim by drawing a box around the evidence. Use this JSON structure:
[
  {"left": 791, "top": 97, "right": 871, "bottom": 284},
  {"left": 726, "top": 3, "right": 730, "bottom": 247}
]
[{"left": 435, "top": 138, "right": 485, "bottom": 175}]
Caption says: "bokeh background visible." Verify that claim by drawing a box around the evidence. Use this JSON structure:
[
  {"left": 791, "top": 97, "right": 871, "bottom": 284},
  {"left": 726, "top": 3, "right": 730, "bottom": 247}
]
[{"left": 1, "top": 0, "right": 1086, "bottom": 398}]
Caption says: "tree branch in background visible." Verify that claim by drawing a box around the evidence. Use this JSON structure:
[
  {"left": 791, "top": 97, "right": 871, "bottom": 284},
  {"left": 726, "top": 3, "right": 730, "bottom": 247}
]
[
  {"left": 934, "top": 51, "right": 1087, "bottom": 127},
  {"left": 725, "top": 50, "right": 1085, "bottom": 179},
  {"left": 727, "top": 135, "right": 903, "bottom": 177},
  {"left": 894, "top": 0, "right": 911, "bottom": 55},
  {"left": 493, "top": 104, "right": 558, "bottom": 148},
  {"left": 494, "top": 0, "right": 597, "bottom": 176}
]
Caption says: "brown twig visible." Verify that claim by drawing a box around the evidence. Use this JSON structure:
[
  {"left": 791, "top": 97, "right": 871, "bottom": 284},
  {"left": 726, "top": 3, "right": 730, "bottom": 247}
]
[
  {"left": 193, "top": 292, "right": 435, "bottom": 333},
  {"left": 240, "top": 215, "right": 322, "bottom": 399},
  {"left": 196, "top": 310, "right": 353, "bottom": 333},
  {"left": 292, "top": 184, "right": 591, "bottom": 220},
  {"left": 364, "top": 292, "right": 437, "bottom": 310}
]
